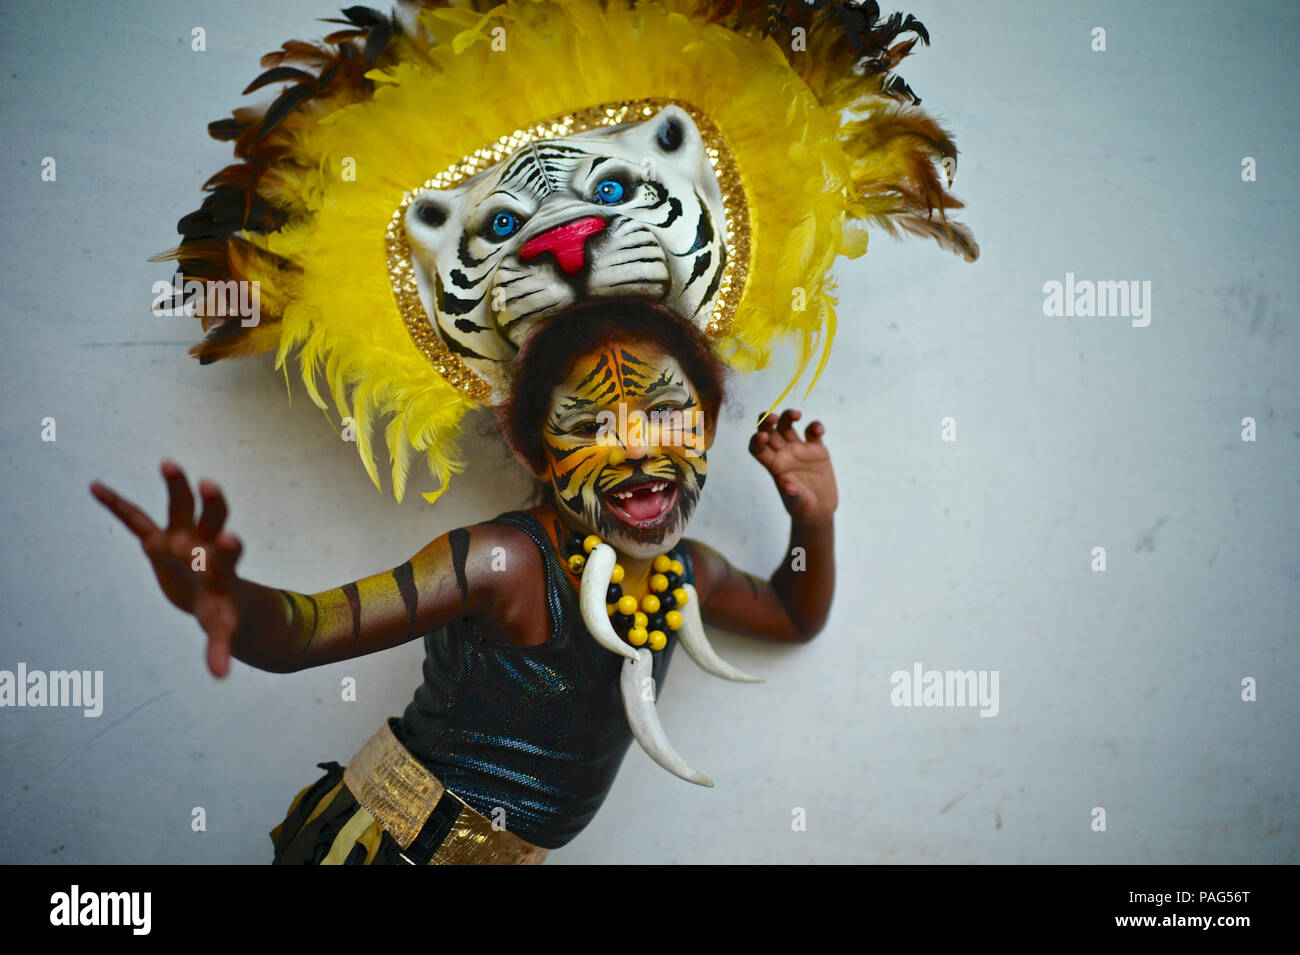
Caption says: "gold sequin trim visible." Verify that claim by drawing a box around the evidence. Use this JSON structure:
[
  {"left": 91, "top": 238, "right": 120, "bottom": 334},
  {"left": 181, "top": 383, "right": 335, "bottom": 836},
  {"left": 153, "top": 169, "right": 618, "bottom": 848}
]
[
  {"left": 430, "top": 805, "right": 550, "bottom": 866},
  {"left": 343, "top": 721, "right": 548, "bottom": 865},
  {"left": 385, "top": 98, "right": 751, "bottom": 403},
  {"left": 343, "top": 721, "right": 445, "bottom": 849}
]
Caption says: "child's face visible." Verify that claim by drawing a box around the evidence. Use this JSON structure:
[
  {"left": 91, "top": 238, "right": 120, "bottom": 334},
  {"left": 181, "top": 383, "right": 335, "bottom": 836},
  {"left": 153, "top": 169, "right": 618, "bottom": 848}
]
[{"left": 541, "top": 339, "right": 711, "bottom": 559}]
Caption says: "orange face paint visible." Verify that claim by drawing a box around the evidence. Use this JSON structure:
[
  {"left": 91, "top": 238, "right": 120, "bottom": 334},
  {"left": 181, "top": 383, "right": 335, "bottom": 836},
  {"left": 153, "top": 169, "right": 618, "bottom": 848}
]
[{"left": 542, "top": 340, "right": 708, "bottom": 557}]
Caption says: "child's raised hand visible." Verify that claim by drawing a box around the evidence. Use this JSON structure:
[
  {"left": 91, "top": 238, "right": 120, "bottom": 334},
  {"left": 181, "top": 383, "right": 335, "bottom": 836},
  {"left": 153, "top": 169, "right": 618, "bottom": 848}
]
[
  {"left": 748, "top": 410, "right": 838, "bottom": 525},
  {"left": 91, "top": 460, "right": 245, "bottom": 677}
]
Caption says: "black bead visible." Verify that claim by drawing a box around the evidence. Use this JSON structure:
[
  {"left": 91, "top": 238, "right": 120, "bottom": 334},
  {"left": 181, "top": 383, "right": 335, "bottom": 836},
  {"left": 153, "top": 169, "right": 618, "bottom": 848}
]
[
  {"left": 606, "top": 583, "right": 623, "bottom": 603},
  {"left": 566, "top": 533, "right": 585, "bottom": 555},
  {"left": 658, "top": 591, "right": 676, "bottom": 611},
  {"left": 648, "top": 612, "right": 667, "bottom": 633},
  {"left": 612, "top": 612, "right": 633, "bottom": 633},
  {"left": 665, "top": 571, "right": 682, "bottom": 589}
]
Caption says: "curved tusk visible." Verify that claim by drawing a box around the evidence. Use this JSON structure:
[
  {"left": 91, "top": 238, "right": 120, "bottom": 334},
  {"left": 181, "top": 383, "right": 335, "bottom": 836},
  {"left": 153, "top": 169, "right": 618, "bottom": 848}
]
[
  {"left": 620, "top": 648, "right": 713, "bottom": 787},
  {"left": 579, "top": 543, "right": 638, "bottom": 661},
  {"left": 675, "top": 583, "right": 764, "bottom": 683}
]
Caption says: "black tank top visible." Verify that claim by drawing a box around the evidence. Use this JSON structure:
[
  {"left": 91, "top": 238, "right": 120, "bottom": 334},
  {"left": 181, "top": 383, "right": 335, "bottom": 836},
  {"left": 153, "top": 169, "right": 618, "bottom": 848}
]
[{"left": 392, "top": 510, "right": 692, "bottom": 849}]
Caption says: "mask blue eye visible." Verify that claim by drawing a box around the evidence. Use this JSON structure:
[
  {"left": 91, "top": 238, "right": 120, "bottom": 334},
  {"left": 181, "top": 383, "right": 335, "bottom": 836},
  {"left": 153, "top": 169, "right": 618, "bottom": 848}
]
[
  {"left": 594, "top": 179, "right": 626, "bottom": 204},
  {"left": 490, "top": 211, "right": 519, "bottom": 239}
]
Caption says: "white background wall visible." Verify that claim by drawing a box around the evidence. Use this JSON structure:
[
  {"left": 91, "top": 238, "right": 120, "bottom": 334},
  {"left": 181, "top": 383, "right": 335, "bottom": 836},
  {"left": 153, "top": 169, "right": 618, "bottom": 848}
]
[{"left": 1, "top": 0, "right": 1295, "bottom": 864}]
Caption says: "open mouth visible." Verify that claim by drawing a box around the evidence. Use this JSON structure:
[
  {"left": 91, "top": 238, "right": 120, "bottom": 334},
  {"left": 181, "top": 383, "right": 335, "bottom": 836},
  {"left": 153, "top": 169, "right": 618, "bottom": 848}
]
[{"left": 602, "top": 477, "right": 679, "bottom": 530}]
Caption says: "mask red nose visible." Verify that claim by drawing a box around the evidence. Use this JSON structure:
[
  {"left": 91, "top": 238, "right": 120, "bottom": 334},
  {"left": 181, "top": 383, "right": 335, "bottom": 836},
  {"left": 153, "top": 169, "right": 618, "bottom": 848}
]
[{"left": 519, "top": 215, "right": 607, "bottom": 275}]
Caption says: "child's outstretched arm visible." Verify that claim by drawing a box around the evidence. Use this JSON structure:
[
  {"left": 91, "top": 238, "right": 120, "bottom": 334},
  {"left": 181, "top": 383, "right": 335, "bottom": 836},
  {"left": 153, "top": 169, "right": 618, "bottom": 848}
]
[
  {"left": 688, "top": 409, "right": 837, "bottom": 643},
  {"left": 92, "top": 460, "right": 519, "bottom": 677}
]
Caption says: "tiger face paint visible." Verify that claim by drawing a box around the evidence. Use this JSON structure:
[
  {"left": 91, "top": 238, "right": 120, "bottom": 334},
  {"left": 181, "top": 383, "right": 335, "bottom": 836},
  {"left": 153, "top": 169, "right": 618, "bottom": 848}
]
[{"left": 542, "top": 340, "right": 710, "bottom": 559}]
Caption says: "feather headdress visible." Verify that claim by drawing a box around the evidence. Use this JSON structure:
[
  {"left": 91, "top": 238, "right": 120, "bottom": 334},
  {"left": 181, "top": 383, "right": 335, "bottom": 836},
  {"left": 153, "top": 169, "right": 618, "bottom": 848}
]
[{"left": 157, "top": 0, "right": 977, "bottom": 502}]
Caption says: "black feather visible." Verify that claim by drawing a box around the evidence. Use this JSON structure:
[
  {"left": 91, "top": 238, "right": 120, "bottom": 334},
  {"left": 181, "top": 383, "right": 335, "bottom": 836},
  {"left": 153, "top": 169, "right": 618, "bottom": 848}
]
[
  {"left": 341, "top": 5, "right": 385, "bottom": 27},
  {"left": 363, "top": 19, "right": 392, "bottom": 63},
  {"left": 316, "top": 64, "right": 340, "bottom": 92},
  {"left": 255, "top": 83, "right": 317, "bottom": 141},
  {"left": 207, "top": 118, "right": 249, "bottom": 141},
  {"left": 177, "top": 186, "right": 288, "bottom": 238},
  {"left": 243, "top": 66, "right": 315, "bottom": 95}
]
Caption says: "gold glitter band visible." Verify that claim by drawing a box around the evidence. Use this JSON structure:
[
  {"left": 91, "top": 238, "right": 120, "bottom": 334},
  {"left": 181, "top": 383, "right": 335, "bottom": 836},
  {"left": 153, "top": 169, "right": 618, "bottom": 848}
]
[
  {"left": 343, "top": 721, "right": 548, "bottom": 865},
  {"left": 385, "top": 97, "right": 751, "bottom": 404}
]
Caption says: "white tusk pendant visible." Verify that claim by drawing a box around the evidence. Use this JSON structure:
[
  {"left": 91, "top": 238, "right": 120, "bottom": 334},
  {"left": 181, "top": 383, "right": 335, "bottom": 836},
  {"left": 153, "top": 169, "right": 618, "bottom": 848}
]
[
  {"left": 676, "top": 583, "right": 764, "bottom": 683},
  {"left": 579, "top": 542, "right": 638, "bottom": 661},
  {"left": 620, "top": 647, "right": 713, "bottom": 787}
]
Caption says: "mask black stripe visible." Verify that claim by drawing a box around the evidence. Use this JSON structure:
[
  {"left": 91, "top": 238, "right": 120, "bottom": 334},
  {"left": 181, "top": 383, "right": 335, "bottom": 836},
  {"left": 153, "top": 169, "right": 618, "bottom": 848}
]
[{"left": 693, "top": 239, "right": 726, "bottom": 317}]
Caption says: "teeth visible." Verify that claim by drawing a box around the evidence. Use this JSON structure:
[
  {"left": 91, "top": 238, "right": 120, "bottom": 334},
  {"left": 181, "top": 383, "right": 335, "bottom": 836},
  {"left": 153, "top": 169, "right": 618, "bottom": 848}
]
[{"left": 609, "top": 481, "right": 669, "bottom": 500}]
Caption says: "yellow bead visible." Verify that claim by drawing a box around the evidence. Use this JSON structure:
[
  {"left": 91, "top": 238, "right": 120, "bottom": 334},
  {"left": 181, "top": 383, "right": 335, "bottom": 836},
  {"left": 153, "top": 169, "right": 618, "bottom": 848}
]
[
  {"left": 568, "top": 553, "right": 586, "bottom": 574},
  {"left": 669, "top": 559, "right": 684, "bottom": 576},
  {"left": 627, "top": 627, "right": 648, "bottom": 647},
  {"left": 640, "top": 594, "right": 660, "bottom": 614},
  {"left": 649, "top": 573, "right": 669, "bottom": 593},
  {"left": 606, "top": 603, "right": 615, "bottom": 615},
  {"left": 652, "top": 554, "right": 672, "bottom": 573},
  {"left": 665, "top": 610, "right": 683, "bottom": 630},
  {"left": 616, "top": 594, "right": 638, "bottom": 616},
  {"left": 672, "top": 587, "right": 689, "bottom": 606},
  {"left": 583, "top": 534, "right": 602, "bottom": 554},
  {"left": 633, "top": 612, "right": 648, "bottom": 629},
  {"left": 610, "top": 563, "right": 625, "bottom": 584},
  {"left": 647, "top": 630, "right": 667, "bottom": 651}
]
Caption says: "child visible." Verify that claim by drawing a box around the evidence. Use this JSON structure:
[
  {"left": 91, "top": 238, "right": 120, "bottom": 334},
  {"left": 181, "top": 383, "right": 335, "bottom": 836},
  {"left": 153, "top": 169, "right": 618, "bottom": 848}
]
[{"left": 90, "top": 300, "right": 837, "bottom": 863}]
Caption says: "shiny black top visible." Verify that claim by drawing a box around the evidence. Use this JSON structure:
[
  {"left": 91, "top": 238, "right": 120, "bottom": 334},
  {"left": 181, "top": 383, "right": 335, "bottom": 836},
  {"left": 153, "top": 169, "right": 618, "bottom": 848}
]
[{"left": 393, "top": 510, "right": 692, "bottom": 849}]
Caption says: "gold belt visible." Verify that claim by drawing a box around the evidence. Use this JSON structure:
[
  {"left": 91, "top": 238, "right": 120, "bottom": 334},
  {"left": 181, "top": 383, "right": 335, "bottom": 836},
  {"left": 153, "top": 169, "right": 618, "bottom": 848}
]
[{"left": 342, "top": 721, "right": 548, "bottom": 865}]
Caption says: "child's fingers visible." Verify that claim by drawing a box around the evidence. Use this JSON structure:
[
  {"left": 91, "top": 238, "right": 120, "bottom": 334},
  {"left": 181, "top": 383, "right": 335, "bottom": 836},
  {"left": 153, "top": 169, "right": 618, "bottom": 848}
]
[
  {"left": 209, "top": 533, "right": 243, "bottom": 592},
  {"left": 195, "top": 480, "right": 229, "bottom": 541},
  {"left": 206, "top": 631, "right": 232, "bottom": 679},
  {"left": 90, "top": 481, "right": 161, "bottom": 541},
  {"left": 805, "top": 420, "right": 826, "bottom": 443},
  {"left": 756, "top": 411, "right": 789, "bottom": 451},
  {"left": 198, "top": 599, "right": 236, "bottom": 678},
  {"left": 776, "top": 408, "right": 801, "bottom": 441},
  {"left": 162, "top": 461, "right": 196, "bottom": 532},
  {"left": 768, "top": 409, "right": 801, "bottom": 450}
]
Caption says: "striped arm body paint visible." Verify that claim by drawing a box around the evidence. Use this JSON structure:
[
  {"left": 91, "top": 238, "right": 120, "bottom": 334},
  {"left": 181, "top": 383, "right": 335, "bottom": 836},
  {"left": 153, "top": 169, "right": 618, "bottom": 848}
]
[{"left": 270, "top": 527, "right": 480, "bottom": 665}]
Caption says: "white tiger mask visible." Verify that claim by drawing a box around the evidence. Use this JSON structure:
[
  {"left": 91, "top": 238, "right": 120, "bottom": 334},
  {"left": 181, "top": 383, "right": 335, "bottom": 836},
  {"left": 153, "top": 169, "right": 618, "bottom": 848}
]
[{"left": 403, "top": 105, "right": 728, "bottom": 400}]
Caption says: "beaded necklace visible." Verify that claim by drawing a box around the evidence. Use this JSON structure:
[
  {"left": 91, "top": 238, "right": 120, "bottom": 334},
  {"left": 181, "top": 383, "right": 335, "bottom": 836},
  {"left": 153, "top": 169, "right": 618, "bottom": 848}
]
[{"left": 560, "top": 532, "right": 688, "bottom": 652}]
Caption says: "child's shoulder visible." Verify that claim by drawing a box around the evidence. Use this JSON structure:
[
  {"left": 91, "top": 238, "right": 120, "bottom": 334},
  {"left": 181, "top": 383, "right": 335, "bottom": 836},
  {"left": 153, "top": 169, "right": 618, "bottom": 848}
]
[
  {"left": 450, "top": 507, "right": 563, "bottom": 572},
  {"left": 423, "top": 510, "right": 549, "bottom": 575},
  {"left": 678, "top": 536, "right": 717, "bottom": 561},
  {"left": 675, "top": 537, "right": 731, "bottom": 596}
]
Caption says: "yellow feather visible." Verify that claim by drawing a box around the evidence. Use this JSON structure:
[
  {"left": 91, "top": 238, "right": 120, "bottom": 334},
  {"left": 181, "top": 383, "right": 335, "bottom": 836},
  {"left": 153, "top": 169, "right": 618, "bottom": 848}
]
[{"left": 213, "top": 0, "right": 973, "bottom": 502}]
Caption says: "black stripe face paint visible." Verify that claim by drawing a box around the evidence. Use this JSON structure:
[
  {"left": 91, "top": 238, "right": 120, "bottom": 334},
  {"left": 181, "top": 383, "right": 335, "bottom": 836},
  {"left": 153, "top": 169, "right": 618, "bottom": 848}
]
[{"left": 541, "top": 340, "right": 709, "bottom": 560}]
